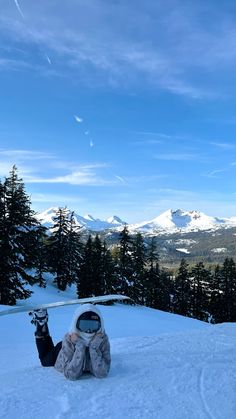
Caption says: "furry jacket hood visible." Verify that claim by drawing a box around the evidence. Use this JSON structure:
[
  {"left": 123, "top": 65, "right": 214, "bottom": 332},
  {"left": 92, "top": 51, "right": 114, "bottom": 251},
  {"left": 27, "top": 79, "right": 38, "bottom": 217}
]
[{"left": 69, "top": 303, "right": 104, "bottom": 334}]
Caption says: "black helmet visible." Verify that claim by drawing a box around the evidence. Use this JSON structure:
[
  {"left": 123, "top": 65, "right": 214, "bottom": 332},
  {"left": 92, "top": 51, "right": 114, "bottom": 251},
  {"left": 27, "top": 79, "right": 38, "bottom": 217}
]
[{"left": 76, "top": 311, "right": 101, "bottom": 333}]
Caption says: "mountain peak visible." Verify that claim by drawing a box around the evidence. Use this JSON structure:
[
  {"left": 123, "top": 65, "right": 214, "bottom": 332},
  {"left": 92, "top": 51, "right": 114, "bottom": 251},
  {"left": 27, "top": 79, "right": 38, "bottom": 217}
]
[
  {"left": 106, "top": 215, "right": 125, "bottom": 224},
  {"left": 83, "top": 214, "right": 96, "bottom": 221}
]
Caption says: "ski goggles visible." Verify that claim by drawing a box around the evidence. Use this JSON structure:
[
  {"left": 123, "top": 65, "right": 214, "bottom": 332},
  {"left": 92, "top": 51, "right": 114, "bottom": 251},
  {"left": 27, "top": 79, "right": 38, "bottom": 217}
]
[{"left": 76, "top": 319, "right": 101, "bottom": 333}]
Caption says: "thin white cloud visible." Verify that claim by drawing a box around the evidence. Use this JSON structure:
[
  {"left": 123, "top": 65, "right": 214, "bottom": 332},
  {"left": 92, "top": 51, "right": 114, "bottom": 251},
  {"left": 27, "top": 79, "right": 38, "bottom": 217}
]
[
  {"left": 0, "top": 149, "right": 113, "bottom": 186},
  {"left": 210, "top": 142, "right": 236, "bottom": 150},
  {"left": 79, "top": 163, "right": 109, "bottom": 170},
  {"left": 133, "top": 131, "right": 188, "bottom": 144},
  {"left": 135, "top": 131, "right": 172, "bottom": 138},
  {"left": 24, "top": 170, "right": 114, "bottom": 186},
  {"left": 115, "top": 175, "right": 125, "bottom": 183},
  {"left": 74, "top": 115, "right": 83, "bottom": 123},
  {"left": 0, "top": 56, "right": 60, "bottom": 78},
  {"left": 204, "top": 161, "right": 236, "bottom": 177},
  {"left": 121, "top": 174, "right": 168, "bottom": 184},
  {"left": 31, "top": 193, "right": 85, "bottom": 204},
  {"left": 0, "top": 149, "right": 54, "bottom": 159},
  {"left": 45, "top": 54, "right": 52, "bottom": 65},
  {"left": 0, "top": 57, "right": 30, "bottom": 70},
  {"left": 154, "top": 153, "right": 198, "bottom": 161},
  {"left": 0, "top": 1, "right": 230, "bottom": 98},
  {"left": 0, "top": 150, "right": 57, "bottom": 177},
  {"left": 133, "top": 139, "right": 162, "bottom": 146},
  {"left": 13, "top": 0, "right": 24, "bottom": 19},
  {"left": 204, "top": 168, "right": 228, "bottom": 178},
  {"left": 90, "top": 139, "right": 94, "bottom": 148}
]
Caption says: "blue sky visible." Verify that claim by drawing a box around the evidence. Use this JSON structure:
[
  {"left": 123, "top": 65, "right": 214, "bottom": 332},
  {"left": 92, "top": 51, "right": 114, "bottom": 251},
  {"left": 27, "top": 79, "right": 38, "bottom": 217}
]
[{"left": 1, "top": 0, "right": 236, "bottom": 222}]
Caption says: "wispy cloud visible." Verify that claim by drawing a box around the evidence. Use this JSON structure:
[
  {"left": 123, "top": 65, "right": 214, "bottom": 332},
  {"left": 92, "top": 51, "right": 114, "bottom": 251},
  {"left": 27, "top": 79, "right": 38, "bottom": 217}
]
[
  {"left": 205, "top": 168, "right": 228, "bottom": 178},
  {"left": 13, "top": 0, "right": 25, "bottom": 19},
  {"left": 154, "top": 152, "right": 198, "bottom": 161},
  {"left": 204, "top": 160, "right": 236, "bottom": 178},
  {"left": 31, "top": 193, "right": 86, "bottom": 204},
  {"left": 0, "top": 149, "right": 55, "bottom": 176},
  {"left": 74, "top": 115, "right": 83, "bottom": 123},
  {"left": 134, "top": 131, "right": 173, "bottom": 138},
  {"left": 45, "top": 54, "right": 52, "bottom": 65},
  {"left": 24, "top": 170, "right": 114, "bottom": 186},
  {"left": 1, "top": 1, "right": 234, "bottom": 98},
  {"left": 210, "top": 141, "right": 236, "bottom": 150},
  {"left": 121, "top": 174, "right": 169, "bottom": 184},
  {"left": 0, "top": 149, "right": 54, "bottom": 159},
  {"left": 114, "top": 175, "right": 126, "bottom": 183},
  {"left": 0, "top": 148, "right": 114, "bottom": 186},
  {"left": 133, "top": 131, "right": 188, "bottom": 146}
]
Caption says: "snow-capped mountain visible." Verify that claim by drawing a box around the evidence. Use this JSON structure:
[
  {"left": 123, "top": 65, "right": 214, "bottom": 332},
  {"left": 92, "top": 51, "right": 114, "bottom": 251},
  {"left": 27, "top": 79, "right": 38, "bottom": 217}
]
[
  {"left": 128, "top": 209, "right": 236, "bottom": 234},
  {"left": 36, "top": 207, "right": 126, "bottom": 232},
  {"left": 36, "top": 207, "right": 236, "bottom": 234}
]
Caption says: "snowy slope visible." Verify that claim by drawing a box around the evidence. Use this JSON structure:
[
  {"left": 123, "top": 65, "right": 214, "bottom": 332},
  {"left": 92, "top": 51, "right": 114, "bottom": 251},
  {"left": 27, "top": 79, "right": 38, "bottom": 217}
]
[{"left": 0, "top": 282, "right": 235, "bottom": 419}]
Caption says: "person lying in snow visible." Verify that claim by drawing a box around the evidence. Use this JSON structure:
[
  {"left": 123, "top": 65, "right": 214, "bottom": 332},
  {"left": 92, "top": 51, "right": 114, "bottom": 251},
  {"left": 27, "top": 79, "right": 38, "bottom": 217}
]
[{"left": 30, "top": 303, "right": 111, "bottom": 380}]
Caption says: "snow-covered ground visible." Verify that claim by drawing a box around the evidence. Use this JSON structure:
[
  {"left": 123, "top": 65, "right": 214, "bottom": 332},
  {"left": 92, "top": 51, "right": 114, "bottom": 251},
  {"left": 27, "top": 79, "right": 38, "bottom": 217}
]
[
  {"left": 0, "top": 281, "right": 235, "bottom": 419},
  {"left": 211, "top": 248, "right": 227, "bottom": 253},
  {"left": 176, "top": 248, "right": 191, "bottom": 254}
]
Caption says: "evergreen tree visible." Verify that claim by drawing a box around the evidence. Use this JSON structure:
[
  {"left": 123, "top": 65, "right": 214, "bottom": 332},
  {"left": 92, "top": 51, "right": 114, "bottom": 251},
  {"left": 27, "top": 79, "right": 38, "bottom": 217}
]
[
  {"left": 117, "top": 225, "right": 134, "bottom": 297},
  {"left": 190, "top": 262, "right": 211, "bottom": 321},
  {"left": 47, "top": 207, "right": 81, "bottom": 290},
  {"left": 101, "top": 241, "right": 118, "bottom": 295},
  {"left": 32, "top": 225, "right": 48, "bottom": 287},
  {"left": 219, "top": 258, "right": 236, "bottom": 322},
  {"left": 145, "top": 237, "right": 160, "bottom": 308},
  {"left": 77, "top": 235, "right": 116, "bottom": 298},
  {"left": 157, "top": 268, "right": 171, "bottom": 311},
  {"left": 209, "top": 264, "right": 223, "bottom": 323},
  {"left": 66, "top": 211, "right": 82, "bottom": 286},
  {"left": 173, "top": 259, "right": 191, "bottom": 316},
  {"left": 131, "top": 232, "right": 147, "bottom": 304},
  {"left": 47, "top": 207, "right": 69, "bottom": 290},
  {"left": 0, "top": 166, "right": 40, "bottom": 304},
  {"left": 92, "top": 234, "right": 104, "bottom": 296},
  {"left": 77, "top": 235, "right": 94, "bottom": 298}
]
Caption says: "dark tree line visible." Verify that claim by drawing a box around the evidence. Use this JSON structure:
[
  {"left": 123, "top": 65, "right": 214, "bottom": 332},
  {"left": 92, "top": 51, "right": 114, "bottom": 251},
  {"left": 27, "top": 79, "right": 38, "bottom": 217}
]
[
  {"left": 0, "top": 167, "right": 235, "bottom": 324},
  {"left": 172, "top": 258, "right": 236, "bottom": 323}
]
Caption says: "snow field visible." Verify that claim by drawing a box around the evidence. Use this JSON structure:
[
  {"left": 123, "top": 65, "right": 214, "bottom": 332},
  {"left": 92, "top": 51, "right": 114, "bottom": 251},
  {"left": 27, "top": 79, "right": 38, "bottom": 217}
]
[{"left": 0, "top": 283, "right": 235, "bottom": 419}]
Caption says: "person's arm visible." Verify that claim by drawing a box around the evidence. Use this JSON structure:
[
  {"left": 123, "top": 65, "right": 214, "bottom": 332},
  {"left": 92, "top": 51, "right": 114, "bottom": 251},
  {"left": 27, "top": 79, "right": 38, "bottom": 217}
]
[
  {"left": 89, "top": 333, "right": 111, "bottom": 378},
  {"left": 55, "top": 333, "right": 86, "bottom": 380}
]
